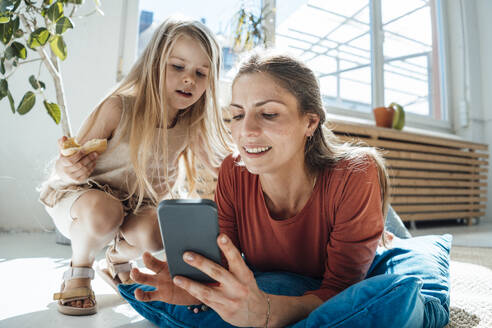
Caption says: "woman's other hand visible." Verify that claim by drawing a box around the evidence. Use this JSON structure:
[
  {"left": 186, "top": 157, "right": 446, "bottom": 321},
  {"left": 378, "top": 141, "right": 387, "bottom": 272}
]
[
  {"left": 173, "top": 234, "right": 269, "bottom": 327},
  {"left": 130, "top": 252, "right": 200, "bottom": 305},
  {"left": 55, "top": 136, "right": 98, "bottom": 183}
]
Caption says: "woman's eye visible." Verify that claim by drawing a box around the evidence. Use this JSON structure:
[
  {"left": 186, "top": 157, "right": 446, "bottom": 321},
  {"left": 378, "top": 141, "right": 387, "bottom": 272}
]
[
  {"left": 232, "top": 114, "right": 244, "bottom": 120},
  {"left": 172, "top": 64, "right": 184, "bottom": 71},
  {"left": 262, "top": 113, "right": 278, "bottom": 119}
]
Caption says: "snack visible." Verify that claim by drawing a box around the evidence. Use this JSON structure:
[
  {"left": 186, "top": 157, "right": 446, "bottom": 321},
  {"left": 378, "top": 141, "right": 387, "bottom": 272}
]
[{"left": 61, "top": 137, "right": 107, "bottom": 156}]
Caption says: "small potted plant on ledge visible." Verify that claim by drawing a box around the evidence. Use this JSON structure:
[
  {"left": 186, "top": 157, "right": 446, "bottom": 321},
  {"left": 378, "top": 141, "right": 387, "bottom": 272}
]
[{"left": 373, "top": 102, "right": 405, "bottom": 130}]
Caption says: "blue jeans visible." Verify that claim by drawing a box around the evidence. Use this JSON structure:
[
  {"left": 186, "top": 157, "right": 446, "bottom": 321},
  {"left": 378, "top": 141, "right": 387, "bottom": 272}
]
[{"left": 119, "top": 269, "right": 434, "bottom": 328}]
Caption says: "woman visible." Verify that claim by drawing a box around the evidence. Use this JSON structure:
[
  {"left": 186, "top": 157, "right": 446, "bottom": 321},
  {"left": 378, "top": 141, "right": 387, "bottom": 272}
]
[{"left": 123, "top": 52, "right": 397, "bottom": 327}]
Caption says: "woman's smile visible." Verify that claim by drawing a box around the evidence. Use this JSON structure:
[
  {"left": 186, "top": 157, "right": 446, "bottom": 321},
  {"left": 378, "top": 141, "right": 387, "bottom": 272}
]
[{"left": 243, "top": 145, "right": 272, "bottom": 156}]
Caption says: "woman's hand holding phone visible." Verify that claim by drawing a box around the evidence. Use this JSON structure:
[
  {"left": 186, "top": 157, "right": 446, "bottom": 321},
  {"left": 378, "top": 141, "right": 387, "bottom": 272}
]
[
  {"left": 55, "top": 136, "right": 99, "bottom": 183},
  {"left": 132, "top": 234, "right": 269, "bottom": 327}
]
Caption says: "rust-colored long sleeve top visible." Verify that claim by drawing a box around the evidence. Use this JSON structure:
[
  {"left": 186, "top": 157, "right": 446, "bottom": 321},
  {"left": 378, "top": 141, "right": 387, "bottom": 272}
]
[{"left": 215, "top": 155, "right": 384, "bottom": 301}]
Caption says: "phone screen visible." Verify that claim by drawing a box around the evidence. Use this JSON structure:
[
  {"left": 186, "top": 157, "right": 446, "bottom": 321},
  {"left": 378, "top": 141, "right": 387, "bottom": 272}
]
[{"left": 157, "top": 199, "right": 222, "bottom": 283}]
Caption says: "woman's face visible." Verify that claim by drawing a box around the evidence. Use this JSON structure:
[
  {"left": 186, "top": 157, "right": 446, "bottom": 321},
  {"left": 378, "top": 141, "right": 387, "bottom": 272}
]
[
  {"left": 230, "top": 72, "right": 318, "bottom": 176},
  {"left": 165, "top": 34, "right": 210, "bottom": 113}
]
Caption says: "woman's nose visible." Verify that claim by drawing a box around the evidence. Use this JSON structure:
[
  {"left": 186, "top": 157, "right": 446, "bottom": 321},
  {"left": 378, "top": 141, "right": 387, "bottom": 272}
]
[{"left": 242, "top": 113, "right": 260, "bottom": 136}]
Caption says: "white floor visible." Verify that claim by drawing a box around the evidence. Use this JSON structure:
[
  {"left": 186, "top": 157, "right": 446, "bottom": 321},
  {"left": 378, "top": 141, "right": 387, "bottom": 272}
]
[
  {"left": 1, "top": 220, "right": 492, "bottom": 328},
  {"left": 410, "top": 220, "right": 492, "bottom": 247},
  {"left": 0, "top": 232, "right": 155, "bottom": 328}
]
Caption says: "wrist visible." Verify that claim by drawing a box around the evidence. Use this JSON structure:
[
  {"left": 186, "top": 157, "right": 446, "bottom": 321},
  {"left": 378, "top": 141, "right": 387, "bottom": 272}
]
[{"left": 263, "top": 293, "right": 271, "bottom": 328}]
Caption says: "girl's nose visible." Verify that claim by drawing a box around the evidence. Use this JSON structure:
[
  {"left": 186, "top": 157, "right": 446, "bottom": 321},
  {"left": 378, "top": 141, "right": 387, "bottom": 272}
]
[{"left": 183, "top": 75, "right": 195, "bottom": 86}]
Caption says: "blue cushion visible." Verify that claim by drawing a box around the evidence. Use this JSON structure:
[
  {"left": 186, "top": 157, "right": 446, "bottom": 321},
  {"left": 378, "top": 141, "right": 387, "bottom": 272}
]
[
  {"left": 289, "top": 274, "right": 425, "bottom": 328},
  {"left": 367, "top": 234, "right": 452, "bottom": 328}
]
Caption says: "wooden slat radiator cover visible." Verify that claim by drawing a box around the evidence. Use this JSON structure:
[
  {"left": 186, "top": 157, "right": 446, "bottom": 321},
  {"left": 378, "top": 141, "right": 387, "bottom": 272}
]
[{"left": 330, "top": 120, "right": 489, "bottom": 223}]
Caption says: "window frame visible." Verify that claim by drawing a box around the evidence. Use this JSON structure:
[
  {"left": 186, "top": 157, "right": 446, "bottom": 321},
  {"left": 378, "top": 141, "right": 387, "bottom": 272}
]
[{"left": 268, "top": 0, "right": 452, "bottom": 133}]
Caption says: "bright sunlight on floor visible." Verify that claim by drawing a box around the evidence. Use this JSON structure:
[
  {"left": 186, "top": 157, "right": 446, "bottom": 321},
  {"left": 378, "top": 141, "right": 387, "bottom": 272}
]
[{"left": 0, "top": 232, "right": 155, "bottom": 328}]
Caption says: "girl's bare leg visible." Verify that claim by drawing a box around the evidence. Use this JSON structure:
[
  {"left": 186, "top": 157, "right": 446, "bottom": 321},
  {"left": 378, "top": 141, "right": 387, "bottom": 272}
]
[
  {"left": 108, "top": 207, "right": 163, "bottom": 282},
  {"left": 64, "top": 190, "right": 125, "bottom": 308}
]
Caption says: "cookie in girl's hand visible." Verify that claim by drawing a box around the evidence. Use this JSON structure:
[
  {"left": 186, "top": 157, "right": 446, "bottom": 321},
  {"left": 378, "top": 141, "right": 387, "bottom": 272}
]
[{"left": 61, "top": 137, "right": 107, "bottom": 156}]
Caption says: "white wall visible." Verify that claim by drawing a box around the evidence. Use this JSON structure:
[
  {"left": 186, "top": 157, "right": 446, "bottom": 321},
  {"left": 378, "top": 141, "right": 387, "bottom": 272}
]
[
  {"left": 445, "top": 0, "right": 492, "bottom": 223},
  {"left": 1, "top": 0, "right": 491, "bottom": 231},
  {"left": 0, "top": 0, "right": 139, "bottom": 231},
  {"left": 476, "top": 0, "right": 492, "bottom": 223}
]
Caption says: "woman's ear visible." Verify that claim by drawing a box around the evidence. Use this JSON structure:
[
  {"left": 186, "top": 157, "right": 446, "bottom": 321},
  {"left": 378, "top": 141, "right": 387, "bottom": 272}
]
[{"left": 305, "top": 113, "right": 320, "bottom": 137}]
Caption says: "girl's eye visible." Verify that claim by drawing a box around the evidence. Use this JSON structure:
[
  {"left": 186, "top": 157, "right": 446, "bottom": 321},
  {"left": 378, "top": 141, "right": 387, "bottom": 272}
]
[
  {"left": 232, "top": 114, "right": 244, "bottom": 120},
  {"left": 196, "top": 71, "right": 207, "bottom": 78},
  {"left": 262, "top": 113, "right": 277, "bottom": 119},
  {"left": 172, "top": 64, "right": 184, "bottom": 71}
]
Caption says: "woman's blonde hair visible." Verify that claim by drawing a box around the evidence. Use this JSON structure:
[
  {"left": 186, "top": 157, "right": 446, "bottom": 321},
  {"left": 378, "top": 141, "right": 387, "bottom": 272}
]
[
  {"left": 80, "top": 17, "right": 232, "bottom": 212},
  {"left": 232, "top": 52, "right": 390, "bottom": 220}
]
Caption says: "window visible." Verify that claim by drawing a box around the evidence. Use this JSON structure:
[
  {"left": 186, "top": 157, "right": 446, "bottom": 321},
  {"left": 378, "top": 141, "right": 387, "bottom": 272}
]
[
  {"left": 137, "top": 0, "right": 261, "bottom": 79},
  {"left": 275, "top": 0, "right": 447, "bottom": 124},
  {"left": 137, "top": 0, "right": 448, "bottom": 127}
]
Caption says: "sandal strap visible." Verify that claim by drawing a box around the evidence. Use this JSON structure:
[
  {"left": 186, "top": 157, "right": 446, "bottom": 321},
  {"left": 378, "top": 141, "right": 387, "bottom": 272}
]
[
  {"left": 63, "top": 267, "right": 95, "bottom": 281},
  {"left": 108, "top": 262, "right": 133, "bottom": 279},
  {"left": 53, "top": 287, "right": 95, "bottom": 301}
]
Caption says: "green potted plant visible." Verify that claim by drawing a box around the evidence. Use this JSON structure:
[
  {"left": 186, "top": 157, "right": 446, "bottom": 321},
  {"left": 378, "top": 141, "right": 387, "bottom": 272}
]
[
  {"left": 0, "top": 0, "right": 103, "bottom": 137},
  {"left": 1, "top": 0, "right": 103, "bottom": 244},
  {"left": 373, "top": 102, "right": 405, "bottom": 130}
]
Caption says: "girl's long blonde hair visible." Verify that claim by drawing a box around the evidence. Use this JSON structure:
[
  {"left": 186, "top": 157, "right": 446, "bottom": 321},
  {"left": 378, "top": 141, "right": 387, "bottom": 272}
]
[
  {"left": 232, "top": 52, "right": 390, "bottom": 221},
  {"left": 80, "top": 17, "right": 232, "bottom": 213}
]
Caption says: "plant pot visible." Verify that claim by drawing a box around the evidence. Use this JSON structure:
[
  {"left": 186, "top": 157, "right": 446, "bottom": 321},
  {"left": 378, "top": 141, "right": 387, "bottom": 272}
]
[{"left": 373, "top": 106, "right": 395, "bottom": 128}]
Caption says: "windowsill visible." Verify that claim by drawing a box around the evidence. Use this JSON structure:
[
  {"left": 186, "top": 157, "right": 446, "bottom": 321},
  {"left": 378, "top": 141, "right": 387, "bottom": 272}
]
[{"left": 325, "top": 112, "right": 465, "bottom": 142}]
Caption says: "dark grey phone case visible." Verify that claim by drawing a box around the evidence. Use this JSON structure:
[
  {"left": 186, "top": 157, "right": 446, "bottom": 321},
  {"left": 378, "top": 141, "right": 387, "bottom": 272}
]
[{"left": 157, "top": 199, "right": 221, "bottom": 283}]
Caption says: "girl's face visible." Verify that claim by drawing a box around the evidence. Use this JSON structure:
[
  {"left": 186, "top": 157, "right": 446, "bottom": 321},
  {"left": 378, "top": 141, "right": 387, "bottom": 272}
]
[
  {"left": 230, "top": 72, "right": 319, "bottom": 176},
  {"left": 165, "top": 34, "right": 210, "bottom": 113}
]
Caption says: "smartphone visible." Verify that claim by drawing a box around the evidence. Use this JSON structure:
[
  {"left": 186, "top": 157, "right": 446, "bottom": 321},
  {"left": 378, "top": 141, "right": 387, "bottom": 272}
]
[{"left": 157, "top": 199, "right": 222, "bottom": 283}]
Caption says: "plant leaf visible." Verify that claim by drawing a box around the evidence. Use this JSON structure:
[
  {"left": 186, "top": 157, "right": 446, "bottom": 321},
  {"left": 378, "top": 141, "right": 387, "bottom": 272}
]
[
  {"left": 49, "top": 35, "right": 67, "bottom": 60},
  {"left": 46, "top": 2, "right": 64, "bottom": 22},
  {"left": 17, "top": 91, "right": 36, "bottom": 114},
  {"left": 5, "top": 43, "right": 16, "bottom": 59},
  {"left": 0, "top": 78, "right": 8, "bottom": 100},
  {"left": 0, "top": 16, "right": 10, "bottom": 23},
  {"left": 28, "top": 27, "right": 50, "bottom": 48},
  {"left": 7, "top": 90, "right": 15, "bottom": 113},
  {"left": 0, "top": 18, "right": 14, "bottom": 44},
  {"left": 12, "top": 0, "right": 21, "bottom": 11},
  {"left": 29, "top": 75, "right": 46, "bottom": 90},
  {"left": 0, "top": 58, "right": 5, "bottom": 74},
  {"left": 10, "top": 41, "right": 27, "bottom": 59},
  {"left": 44, "top": 100, "right": 60, "bottom": 124},
  {"left": 55, "top": 16, "right": 73, "bottom": 34}
]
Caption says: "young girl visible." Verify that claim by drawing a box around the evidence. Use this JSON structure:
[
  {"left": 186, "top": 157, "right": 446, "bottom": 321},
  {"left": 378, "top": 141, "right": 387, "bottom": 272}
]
[
  {"left": 120, "top": 52, "right": 394, "bottom": 327},
  {"left": 39, "top": 18, "right": 231, "bottom": 316}
]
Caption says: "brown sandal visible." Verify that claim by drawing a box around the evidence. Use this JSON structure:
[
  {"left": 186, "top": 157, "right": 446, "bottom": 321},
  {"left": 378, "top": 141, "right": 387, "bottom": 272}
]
[
  {"left": 53, "top": 265, "right": 97, "bottom": 316},
  {"left": 96, "top": 245, "right": 135, "bottom": 294}
]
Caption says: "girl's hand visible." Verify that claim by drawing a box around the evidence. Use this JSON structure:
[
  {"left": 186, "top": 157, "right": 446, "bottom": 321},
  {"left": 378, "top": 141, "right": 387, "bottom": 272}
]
[
  {"left": 130, "top": 252, "right": 200, "bottom": 305},
  {"left": 55, "top": 136, "right": 98, "bottom": 183},
  {"left": 175, "top": 234, "right": 268, "bottom": 327}
]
